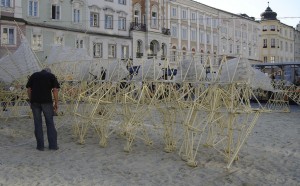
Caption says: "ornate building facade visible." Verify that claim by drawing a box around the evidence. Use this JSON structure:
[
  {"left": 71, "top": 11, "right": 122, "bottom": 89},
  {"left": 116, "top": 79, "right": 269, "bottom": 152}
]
[{"left": 260, "top": 5, "right": 295, "bottom": 63}]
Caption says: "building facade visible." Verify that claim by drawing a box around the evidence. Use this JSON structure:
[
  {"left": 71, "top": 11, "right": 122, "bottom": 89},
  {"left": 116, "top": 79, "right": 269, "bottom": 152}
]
[
  {"left": 260, "top": 5, "right": 295, "bottom": 63},
  {"left": 166, "top": 0, "right": 261, "bottom": 69},
  {"left": 0, "top": 0, "right": 26, "bottom": 57},
  {"left": 295, "top": 22, "right": 300, "bottom": 62},
  {"left": 1, "top": 0, "right": 300, "bottom": 67},
  {"left": 130, "top": 0, "right": 170, "bottom": 66}
]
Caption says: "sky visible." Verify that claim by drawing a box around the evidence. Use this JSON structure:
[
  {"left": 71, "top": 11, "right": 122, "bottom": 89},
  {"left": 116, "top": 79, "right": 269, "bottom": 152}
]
[{"left": 195, "top": 0, "right": 300, "bottom": 27}]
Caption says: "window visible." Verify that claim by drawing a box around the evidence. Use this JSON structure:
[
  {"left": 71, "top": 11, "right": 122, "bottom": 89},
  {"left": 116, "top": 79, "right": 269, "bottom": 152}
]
[
  {"left": 76, "top": 39, "right": 84, "bottom": 48},
  {"left": 118, "top": 0, "right": 126, "bottom": 5},
  {"left": 280, "top": 41, "right": 283, "bottom": 51},
  {"left": 171, "top": 25, "right": 177, "bottom": 38},
  {"left": 270, "top": 56, "right": 275, "bottom": 63},
  {"left": 108, "top": 44, "right": 116, "bottom": 58},
  {"left": 249, "top": 47, "right": 252, "bottom": 56},
  {"left": 206, "top": 33, "right": 211, "bottom": 44},
  {"left": 121, "top": 45, "right": 129, "bottom": 59},
  {"left": 54, "top": 36, "right": 64, "bottom": 46},
  {"left": 290, "top": 43, "right": 293, "bottom": 53},
  {"left": 105, "top": 15, "right": 113, "bottom": 29},
  {"left": 136, "top": 40, "right": 143, "bottom": 58},
  {"left": 134, "top": 10, "right": 139, "bottom": 24},
  {"left": 229, "top": 44, "right": 233, "bottom": 53},
  {"left": 270, "top": 25, "right": 276, "bottom": 31},
  {"left": 181, "top": 27, "right": 187, "bottom": 40},
  {"left": 90, "top": 13, "right": 99, "bottom": 27},
  {"left": 52, "top": 4, "right": 60, "bottom": 20},
  {"left": 199, "top": 14, "right": 204, "bottom": 25},
  {"left": 206, "top": 17, "right": 211, "bottom": 27},
  {"left": 73, "top": 9, "right": 80, "bottom": 23},
  {"left": 93, "top": 43, "right": 102, "bottom": 58},
  {"left": 271, "top": 38, "right": 275, "bottom": 48},
  {"left": 32, "top": 34, "right": 42, "bottom": 51},
  {"left": 1, "top": 27, "right": 15, "bottom": 45},
  {"left": 263, "top": 56, "right": 268, "bottom": 63},
  {"left": 171, "top": 7, "right": 177, "bottom": 17},
  {"left": 285, "top": 42, "right": 288, "bottom": 52},
  {"left": 118, "top": 17, "right": 126, "bottom": 30},
  {"left": 151, "top": 11, "right": 157, "bottom": 28},
  {"left": 182, "top": 9, "right": 187, "bottom": 20},
  {"left": 199, "top": 31, "right": 205, "bottom": 43},
  {"left": 212, "top": 18, "right": 218, "bottom": 28},
  {"left": 0, "top": 0, "right": 11, "bottom": 7},
  {"left": 191, "top": 29, "right": 196, "bottom": 41},
  {"left": 263, "top": 25, "right": 267, "bottom": 31},
  {"left": 236, "top": 45, "right": 240, "bottom": 54},
  {"left": 191, "top": 12, "right": 196, "bottom": 23},
  {"left": 29, "top": 0, "right": 38, "bottom": 17},
  {"left": 263, "top": 39, "right": 267, "bottom": 48}
]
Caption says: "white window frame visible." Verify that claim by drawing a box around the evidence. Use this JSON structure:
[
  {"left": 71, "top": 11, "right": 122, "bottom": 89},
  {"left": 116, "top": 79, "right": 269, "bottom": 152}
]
[
  {"left": 199, "top": 14, "right": 204, "bottom": 25},
  {"left": 1, "top": 0, "right": 11, "bottom": 7},
  {"left": 51, "top": 4, "right": 60, "bottom": 20},
  {"left": 171, "top": 7, "right": 177, "bottom": 17},
  {"left": 73, "top": 8, "right": 80, "bottom": 23},
  {"left": 93, "top": 43, "right": 102, "bottom": 58},
  {"left": 181, "top": 9, "right": 187, "bottom": 20},
  {"left": 28, "top": 0, "right": 39, "bottom": 17},
  {"left": 151, "top": 10, "right": 157, "bottom": 28},
  {"left": 191, "top": 29, "right": 196, "bottom": 41},
  {"left": 90, "top": 12, "right": 99, "bottom": 27},
  {"left": 1, "top": 26, "right": 16, "bottom": 46},
  {"left": 108, "top": 44, "right": 116, "bottom": 58},
  {"left": 121, "top": 45, "right": 129, "bottom": 59},
  {"left": 271, "top": 38, "right": 275, "bottom": 48},
  {"left": 191, "top": 12, "right": 197, "bottom": 23},
  {"left": 31, "top": 33, "right": 43, "bottom": 51},
  {"left": 105, "top": 15, "right": 113, "bottom": 29},
  {"left": 118, "top": 17, "right": 126, "bottom": 30}
]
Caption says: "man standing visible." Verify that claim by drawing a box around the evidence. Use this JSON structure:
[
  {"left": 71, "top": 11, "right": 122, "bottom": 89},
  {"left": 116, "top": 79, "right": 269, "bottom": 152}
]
[{"left": 26, "top": 68, "right": 60, "bottom": 151}]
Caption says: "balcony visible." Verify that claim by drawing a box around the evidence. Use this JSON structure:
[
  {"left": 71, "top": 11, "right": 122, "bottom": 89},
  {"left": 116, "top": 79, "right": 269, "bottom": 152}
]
[
  {"left": 130, "top": 22, "right": 146, "bottom": 32},
  {"left": 162, "top": 27, "right": 171, "bottom": 35}
]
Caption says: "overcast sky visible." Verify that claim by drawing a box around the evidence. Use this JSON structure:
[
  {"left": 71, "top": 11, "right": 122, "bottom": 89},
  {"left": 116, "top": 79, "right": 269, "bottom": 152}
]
[{"left": 195, "top": 0, "right": 300, "bottom": 27}]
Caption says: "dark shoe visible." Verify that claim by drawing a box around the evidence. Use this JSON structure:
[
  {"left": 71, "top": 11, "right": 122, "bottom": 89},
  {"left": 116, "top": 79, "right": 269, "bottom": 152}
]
[
  {"left": 36, "top": 147, "right": 44, "bottom": 151},
  {"left": 49, "top": 146, "right": 59, "bottom": 150}
]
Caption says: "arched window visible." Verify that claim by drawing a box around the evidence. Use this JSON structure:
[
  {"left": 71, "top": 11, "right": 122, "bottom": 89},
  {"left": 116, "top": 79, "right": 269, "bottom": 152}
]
[
  {"left": 136, "top": 40, "right": 143, "bottom": 58},
  {"left": 161, "top": 43, "right": 167, "bottom": 60},
  {"left": 149, "top": 40, "right": 159, "bottom": 58},
  {"left": 172, "top": 46, "right": 177, "bottom": 62}
]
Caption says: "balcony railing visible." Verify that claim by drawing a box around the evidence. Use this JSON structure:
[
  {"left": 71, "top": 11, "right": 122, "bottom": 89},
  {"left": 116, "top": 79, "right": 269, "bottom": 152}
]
[{"left": 130, "top": 22, "right": 146, "bottom": 32}]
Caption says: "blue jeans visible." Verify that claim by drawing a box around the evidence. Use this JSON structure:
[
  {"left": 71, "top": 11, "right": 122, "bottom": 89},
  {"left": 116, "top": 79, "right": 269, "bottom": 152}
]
[{"left": 31, "top": 103, "right": 57, "bottom": 149}]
